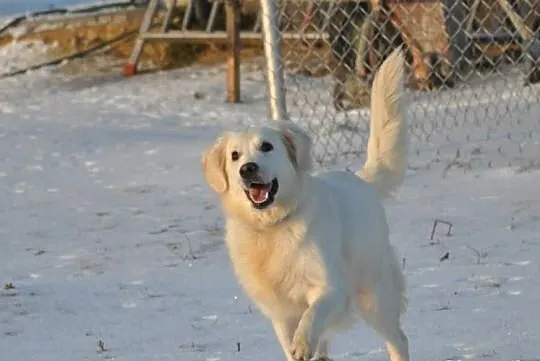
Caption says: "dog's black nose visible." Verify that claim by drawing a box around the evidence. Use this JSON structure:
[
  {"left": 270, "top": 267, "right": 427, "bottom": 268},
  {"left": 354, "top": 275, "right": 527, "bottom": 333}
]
[{"left": 239, "top": 162, "right": 259, "bottom": 179}]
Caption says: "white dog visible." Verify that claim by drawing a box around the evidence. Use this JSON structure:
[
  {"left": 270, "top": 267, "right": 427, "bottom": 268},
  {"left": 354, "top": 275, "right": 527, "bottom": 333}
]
[{"left": 202, "top": 48, "right": 409, "bottom": 361}]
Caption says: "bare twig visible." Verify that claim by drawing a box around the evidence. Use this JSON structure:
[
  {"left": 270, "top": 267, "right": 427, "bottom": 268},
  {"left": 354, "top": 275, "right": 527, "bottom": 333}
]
[
  {"left": 442, "top": 159, "right": 472, "bottom": 178},
  {"left": 508, "top": 216, "right": 516, "bottom": 231},
  {"left": 182, "top": 234, "right": 197, "bottom": 261},
  {"left": 180, "top": 342, "right": 206, "bottom": 352},
  {"left": 430, "top": 219, "right": 453, "bottom": 240},
  {"left": 97, "top": 339, "right": 106, "bottom": 353},
  {"left": 435, "top": 303, "right": 451, "bottom": 311},
  {"left": 439, "top": 251, "right": 450, "bottom": 262},
  {"left": 508, "top": 202, "right": 539, "bottom": 230},
  {"left": 466, "top": 245, "right": 486, "bottom": 264}
]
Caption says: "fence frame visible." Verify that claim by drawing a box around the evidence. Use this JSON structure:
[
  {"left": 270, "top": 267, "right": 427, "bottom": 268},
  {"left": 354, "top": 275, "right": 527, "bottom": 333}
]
[{"left": 259, "top": 0, "right": 540, "bottom": 170}]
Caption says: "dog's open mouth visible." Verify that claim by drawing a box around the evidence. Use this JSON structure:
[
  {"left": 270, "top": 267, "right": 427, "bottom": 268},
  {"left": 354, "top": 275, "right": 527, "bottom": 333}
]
[{"left": 245, "top": 178, "right": 279, "bottom": 209}]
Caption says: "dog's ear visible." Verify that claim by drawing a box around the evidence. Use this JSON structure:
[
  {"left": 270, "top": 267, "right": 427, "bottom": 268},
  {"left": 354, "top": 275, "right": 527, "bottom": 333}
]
[
  {"left": 276, "top": 121, "right": 312, "bottom": 171},
  {"left": 201, "top": 135, "right": 229, "bottom": 194}
]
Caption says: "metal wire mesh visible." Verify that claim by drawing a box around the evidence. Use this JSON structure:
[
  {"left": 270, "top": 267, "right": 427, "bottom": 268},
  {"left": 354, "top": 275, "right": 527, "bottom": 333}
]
[{"left": 262, "top": 0, "right": 540, "bottom": 171}]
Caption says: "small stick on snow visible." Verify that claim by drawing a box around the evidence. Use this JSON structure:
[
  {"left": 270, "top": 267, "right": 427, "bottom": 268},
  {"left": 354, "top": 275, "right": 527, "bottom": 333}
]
[
  {"left": 439, "top": 251, "right": 450, "bottom": 262},
  {"left": 466, "top": 245, "right": 486, "bottom": 264},
  {"left": 508, "top": 204, "right": 534, "bottom": 231},
  {"left": 182, "top": 234, "right": 197, "bottom": 261},
  {"left": 508, "top": 216, "right": 516, "bottom": 231},
  {"left": 97, "top": 339, "right": 106, "bottom": 353},
  {"left": 435, "top": 303, "right": 451, "bottom": 311},
  {"left": 430, "top": 219, "right": 453, "bottom": 240}
]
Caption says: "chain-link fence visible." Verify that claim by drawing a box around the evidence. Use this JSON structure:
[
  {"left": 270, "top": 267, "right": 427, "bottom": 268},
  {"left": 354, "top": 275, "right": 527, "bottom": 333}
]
[{"left": 261, "top": 0, "right": 540, "bottom": 171}]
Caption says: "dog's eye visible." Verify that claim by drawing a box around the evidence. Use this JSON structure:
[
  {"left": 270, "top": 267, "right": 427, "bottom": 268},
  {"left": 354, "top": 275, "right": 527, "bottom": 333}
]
[
  {"left": 231, "top": 151, "right": 240, "bottom": 161},
  {"left": 260, "top": 141, "right": 274, "bottom": 153}
]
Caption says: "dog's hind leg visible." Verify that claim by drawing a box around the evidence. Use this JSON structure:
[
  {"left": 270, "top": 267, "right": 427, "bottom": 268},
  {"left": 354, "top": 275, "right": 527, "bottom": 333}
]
[{"left": 357, "top": 287, "right": 409, "bottom": 361}]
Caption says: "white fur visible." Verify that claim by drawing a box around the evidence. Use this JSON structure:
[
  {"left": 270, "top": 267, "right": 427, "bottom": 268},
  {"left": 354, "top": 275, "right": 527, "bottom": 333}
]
[{"left": 202, "top": 48, "right": 409, "bottom": 361}]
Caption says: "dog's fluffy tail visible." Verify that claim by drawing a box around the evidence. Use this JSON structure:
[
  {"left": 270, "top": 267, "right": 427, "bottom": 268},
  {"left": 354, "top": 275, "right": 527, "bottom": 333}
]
[{"left": 357, "top": 47, "right": 407, "bottom": 199}]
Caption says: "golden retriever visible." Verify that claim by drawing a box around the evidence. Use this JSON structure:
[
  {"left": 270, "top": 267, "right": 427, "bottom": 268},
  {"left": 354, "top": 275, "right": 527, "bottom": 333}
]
[{"left": 202, "top": 48, "right": 409, "bottom": 361}]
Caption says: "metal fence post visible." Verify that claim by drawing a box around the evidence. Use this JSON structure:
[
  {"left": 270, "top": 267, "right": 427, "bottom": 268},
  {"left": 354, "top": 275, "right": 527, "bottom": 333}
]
[{"left": 260, "top": 0, "right": 288, "bottom": 120}]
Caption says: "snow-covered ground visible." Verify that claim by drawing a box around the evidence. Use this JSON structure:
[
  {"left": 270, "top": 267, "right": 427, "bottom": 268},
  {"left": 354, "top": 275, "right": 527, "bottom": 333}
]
[
  {"left": 0, "top": 0, "right": 120, "bottom": 16},
  {"left": 1, "top": 27, "right": 540, "bottom": 361}
]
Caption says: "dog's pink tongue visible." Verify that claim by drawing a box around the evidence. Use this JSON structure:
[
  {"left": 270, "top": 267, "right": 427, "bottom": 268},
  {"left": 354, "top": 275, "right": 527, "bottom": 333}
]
[{"left": 249, "top": 186, "right": 269, "bottom": 203}]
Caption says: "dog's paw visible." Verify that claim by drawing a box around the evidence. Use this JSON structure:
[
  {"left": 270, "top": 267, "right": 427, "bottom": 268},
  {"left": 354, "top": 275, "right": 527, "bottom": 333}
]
[
  {"left": 290, "top": 329, "right": 313, "bottom": 361},
  {"left": 311, "top": 357, "right": 332, "bottom": 361}
]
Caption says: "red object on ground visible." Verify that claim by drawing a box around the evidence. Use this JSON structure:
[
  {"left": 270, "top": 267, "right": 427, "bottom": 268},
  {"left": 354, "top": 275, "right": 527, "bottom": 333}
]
[{"left": 123, "top": 63, "right": 137, "bottom": 76}]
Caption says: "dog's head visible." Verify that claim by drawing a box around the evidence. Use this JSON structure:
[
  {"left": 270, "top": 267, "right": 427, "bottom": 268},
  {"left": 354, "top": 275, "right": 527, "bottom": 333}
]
[{"left": 202, "top": 121, "right": 312, "bottom": 226}]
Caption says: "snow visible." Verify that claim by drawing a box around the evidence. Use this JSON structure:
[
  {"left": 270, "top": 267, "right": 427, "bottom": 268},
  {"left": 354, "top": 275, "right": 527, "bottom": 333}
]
[
  {"left": 2, "top": 21, "right": 540, "bottom": 361},
  {"left": 0, "top": 0, "right": 125, "bottom": 16},
  {"left": 0, "top": 40, "right": 55, "bottom": 74}
]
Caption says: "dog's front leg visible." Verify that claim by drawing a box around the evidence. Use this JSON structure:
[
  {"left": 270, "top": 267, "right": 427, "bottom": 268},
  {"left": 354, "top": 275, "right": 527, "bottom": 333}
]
[
  {"left": 273, "top": 317, "right": 300, "bottom": 361},
  {"left": 313, "top": 339, "right": 331, "bottom": 361},
  {"left": 290, "top": 287, "right": 347, "bottom": 361}
]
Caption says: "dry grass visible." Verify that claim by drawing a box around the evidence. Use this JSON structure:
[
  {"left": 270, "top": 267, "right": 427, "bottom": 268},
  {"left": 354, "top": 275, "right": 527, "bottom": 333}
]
[{"left": 0, "top": 6, "right": 337, "bottom": 77}]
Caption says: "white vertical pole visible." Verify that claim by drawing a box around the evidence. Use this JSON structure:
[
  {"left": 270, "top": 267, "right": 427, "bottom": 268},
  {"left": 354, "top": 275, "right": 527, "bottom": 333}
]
[{"left": 260, "top": 0, "right": 288, "bottom": 120}]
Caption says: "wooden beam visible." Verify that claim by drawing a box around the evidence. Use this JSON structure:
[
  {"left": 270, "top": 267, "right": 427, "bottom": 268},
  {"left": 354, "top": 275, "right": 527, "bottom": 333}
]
[
  {"left": 226, "top": 0, "right": 241, "bottom": 103},
  {"left": 496, "top": 0, "right": 533, "bottom": 40},
  {"left": 140, "top": 31, "right": 329, "bottom": 42}
]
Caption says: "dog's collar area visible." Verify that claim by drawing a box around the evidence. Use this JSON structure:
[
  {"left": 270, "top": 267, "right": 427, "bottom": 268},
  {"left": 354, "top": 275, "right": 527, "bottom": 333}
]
[{"left": 244, "top": 178, "right": 279, "bottom": 210}]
